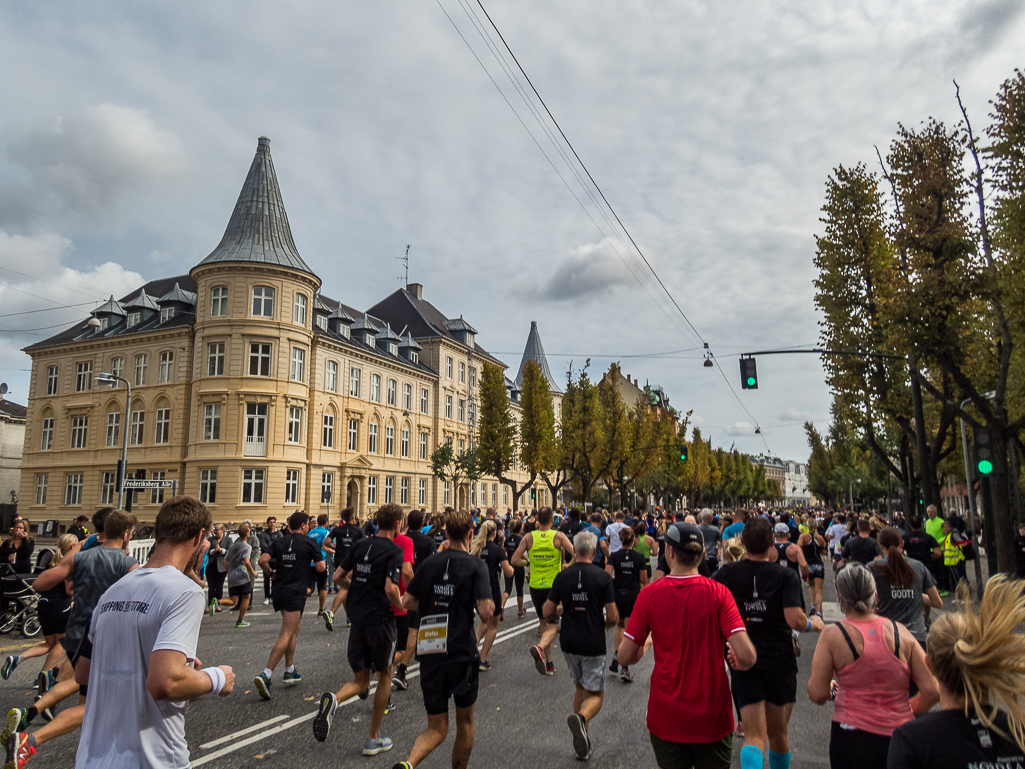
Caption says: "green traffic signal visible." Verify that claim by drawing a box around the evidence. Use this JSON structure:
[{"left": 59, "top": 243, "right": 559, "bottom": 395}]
[
  {"left": 977, "top": 459, "right": 994, "bottom": 475},
  {"left": 746, "top": 376, "right": 756, "bottom": 386}
]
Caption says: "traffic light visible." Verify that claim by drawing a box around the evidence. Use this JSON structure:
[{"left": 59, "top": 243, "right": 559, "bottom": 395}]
[
  {"left": 974, "top": 427, "right": 995, "bottom": 476},
  {"left": 740, "top": 357, "right": 758, "bottom": 390},
  {"left": 678, "top": 443, "right": 688, "bottom": 461}
]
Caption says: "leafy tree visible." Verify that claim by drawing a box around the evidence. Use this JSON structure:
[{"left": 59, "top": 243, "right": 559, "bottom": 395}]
[{"left": 430, "top": 441, "right": 481, "bottom": 507}]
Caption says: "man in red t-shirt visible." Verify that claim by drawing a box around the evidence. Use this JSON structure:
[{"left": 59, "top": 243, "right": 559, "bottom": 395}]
[
  {"left": 619, "top": 522, "right": 756, "bottom": 769},
  {"left": 389, "top": 513, "right": 415, "bottom": 696}
]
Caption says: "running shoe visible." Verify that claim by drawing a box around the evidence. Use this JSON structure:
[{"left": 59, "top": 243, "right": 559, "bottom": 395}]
[
  {"left": 312, "top": 692, "right": 337, "bottom": 743},
  {"left": 809, "top": 602, "right": 816, "bottom": 615},
  {"left": 208, "top": 597, "right": 218, "bottom": 617},
  {"left": 358, "top": 687, "right": 370, "bottom": 701},
  {"left": 362, "top": 736, "right": 393, "bottom": 756},
  {"left": 529, "top": 645, "right": 547, "bottom": 675},
  {"left": 393, "top": 668, "right": 408, "bottom": 690},
  {"left": 5, "top": 731, "right": 34, "bottom": 769},
  {"left": 323, "top": 609, "right": 334, "bottom": 633},
  {"left": 235, "top": 620, "right": 250, "bottom": 628},
  {"left": 384, "top": 697, "right": 397, "bottom": 715},
  {"left": 263, "top": 597, "right": 271, "bottom": 605},
  {"left": 32, "top": 697, "right": 52, "bottom": 724},
  {"left": 283, "top": 668, "right": 302, "bottom": 685},
  {"left": 346, "top": 617, "right": 352, "bottom": 628},
  {"left": 0, "top": 709, "right": 24, "bottom": 750},
  {"left": 1, "top": 656, "right": 21, "bottom": 681},
  {"left": 392, "top": 763, "right": 413, "bottom": 769},
  {"left": 567, "top": 714, "right": 589, "bottom": 759},
  {"left": 478, "top": 660, "right": 492, "bottom": 672},
  {"left": 317, "top": 609, "right": 325, "bottom": 618},
  {"left": 254, "top": 673, "right": 272, "bottom": 700},
  {"left": 35, "top": 670, "right": 55, "bottom": 700},
  {"left": 608, "top": 656, "right": 619, "bottom": 673},
  {"left": 619, "top": 667, "right": 633, "bottom": 683},
  {"left": 517, "top": 608, "right": 527, "bottom": 618},
  {"left": 545, "top": 661, "right": 555, "bottom": 676}
]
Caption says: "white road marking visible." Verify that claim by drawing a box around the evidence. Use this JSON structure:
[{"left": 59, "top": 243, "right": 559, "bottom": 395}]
[{"left": 199, "top": 714, "right": 291, "bottom": 749}]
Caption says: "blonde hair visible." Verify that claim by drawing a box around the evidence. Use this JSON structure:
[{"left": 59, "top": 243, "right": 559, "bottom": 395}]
[
  {"left": 927, "top": 575, "right": 1025, "bottom": 752},
  {"left": 471, "top": 520, "right": 495, "bottom": 556},
  {"left": 722, "top": 538, "right": 746, "bottom": 564},
  {"left": 51, "top": 534, "right": 78, "bottom": 568}
]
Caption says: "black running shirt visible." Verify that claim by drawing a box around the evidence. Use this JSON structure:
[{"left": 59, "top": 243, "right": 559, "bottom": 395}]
[
  {"left": 338, "top": 536, "right": 403, "bottom": 625},
  {"left": 267, "top": 533, "right": 323, "bottom": 594},
  {"left": 547, "top": 563, "right": 615, "bottom": 657},
  {"left": 608, "top": 548, "right": 646, "bottom": 593},
  {"left": 327, "top": 523, "right": 364, "bottom": 563}
]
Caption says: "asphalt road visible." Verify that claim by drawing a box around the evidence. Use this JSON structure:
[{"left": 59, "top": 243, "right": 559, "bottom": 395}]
[{"left": 0, "top": 566, "right": 869, "bottom": 769}]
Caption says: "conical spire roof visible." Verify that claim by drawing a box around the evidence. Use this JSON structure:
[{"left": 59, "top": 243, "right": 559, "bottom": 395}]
[
  {"left": 194, "top": 137, "right": 316, "bottom": 276},
  {"left": 515, "top": 320, "right": 561, "bottom": 393}
]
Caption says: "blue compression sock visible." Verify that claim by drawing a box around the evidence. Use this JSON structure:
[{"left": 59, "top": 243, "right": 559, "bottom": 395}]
[
  {"left": 768, "top": 749, "right": 791, "bottom": 769},
  {"left": 740, "top": 744, "right": 763, "bottom": 769}
]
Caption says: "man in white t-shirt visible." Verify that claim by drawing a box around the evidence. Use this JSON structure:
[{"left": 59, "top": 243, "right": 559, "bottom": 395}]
[
  {"left": 824, "top": 514, "right": 848, "bottom": 566},
  {"left": 63, "top": 497, "right": 235, "bottom": 769},
  {"left": 605, "top": 511, "right": 629, "bottom": 555}
]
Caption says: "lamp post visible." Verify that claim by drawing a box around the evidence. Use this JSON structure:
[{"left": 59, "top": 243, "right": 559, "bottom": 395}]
[
  {"left": 96, "top": 372, "right": 130, "bottom": 509},
  {"left": 959, "top": 392, "right": 994, "bottom": 597}
]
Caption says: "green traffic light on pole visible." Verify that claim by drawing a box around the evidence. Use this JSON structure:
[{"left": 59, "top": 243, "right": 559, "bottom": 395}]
[
  {"left": 973, "top": 426, "right": 995, "bottom": 476},
  {"left": 977, "top": 459, "right": 994, "bottom": 475},
  {"left": 740, "top": 357, "right": 758, "bottom": 390}
]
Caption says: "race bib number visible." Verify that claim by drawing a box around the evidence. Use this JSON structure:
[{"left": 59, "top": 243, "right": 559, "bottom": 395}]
[{"left": 417, "top": 614, "right": 449, "bottom": 655}]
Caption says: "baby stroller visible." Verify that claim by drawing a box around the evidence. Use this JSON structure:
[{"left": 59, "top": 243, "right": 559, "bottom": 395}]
[{"left": 0, "top": 563, "right": 41, "bottom": 638}]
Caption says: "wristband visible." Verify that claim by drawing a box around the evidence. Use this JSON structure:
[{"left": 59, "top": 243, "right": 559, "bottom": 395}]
[
  {"left": 805, "top": 618, "right": 813, "bottom": 633},
  {"left": 204, "top": 666, "right": 226, "bottom": 695}
]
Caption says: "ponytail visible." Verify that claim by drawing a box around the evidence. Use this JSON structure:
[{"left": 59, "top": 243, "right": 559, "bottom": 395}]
[
  {"left": 619, "top": 527, "right": 636, "bottom": 549},
  {"left": 470, "top": 520, "right": 494, "bottom": 556},
  {"left": 872, "top": 527, "right": 916, "bottom": 588}
]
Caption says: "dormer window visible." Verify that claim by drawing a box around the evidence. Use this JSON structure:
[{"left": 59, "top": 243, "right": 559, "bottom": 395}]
[
  {"left": 340, "top": 325, "right": 350, "bottom": 339},
  {"left": 127, "top": 312, "right": 141, "bottom": 328},
  {"left": 388, "top": 343, "right": 398, "bottom": 356},
  {"left": 465, "top": 333, "right": 474, "bottom": 348},
  {"left": 410, "top": 351, "right": 418, "bottom": 364},
  {"left": 160, "top": 307, "right": 175, "bottom": 323},
  {"left": 97, "top": 317, "right": 109, "bottom": 330},
  {"left": 316, "top": 315, "right": 327, "bottom": 330}
]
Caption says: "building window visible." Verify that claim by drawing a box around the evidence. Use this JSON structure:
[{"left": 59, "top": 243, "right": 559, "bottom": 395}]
[
  {"left": 503, "top": 485, "right": 509, "bottom": 505},
  {"left": 470, "top": 367, "right": 477, "bottom": 388},
  {"left": 130, "top": 410, "right": 145, "bottom": 446},
  {"left": 249, "top": 343, "right": 272, "bottom": 376},
  {"left": 323, "top": 414, "right": 335, "bottom": 448},
  {"left": 446, "top": 357, "right": 453, "bottom": 378},
  {"left": 291, "top": 348, "right": 305, "bottom": 381},
  {"left": 387, "top": 379, "right": 396, "bottom": 406},
  {"left": 111, "top": 357, "right": 123, "bottom": 385},
  {"left": 421, "top": 388, "right": 429, "bottom": 414},
  {"left": 150, "top": 471, "right": 166, "bottom": 505},
  {"left": 468, "top": 402, "right": 476, "bottom": 427},
  {"left": 348, "top": 419, "right": 359, "bottom": 451},
  {"left": 160, "top": 307, "right": 174, "bottom": 323},
  {"left": 285, "top": 469, "right": 299, "bottom": 504},
  {"left": 45, "top": 366, "right": 58, "bottom": 396},
  {"left": 127, "top": 312, "right": 140, "bottom": 328},
  {"left": 252, "top": 286, "right": 275, "bottom": 317},
  {"left": 419, "top": 432, "right": 428, "bottom": 460},
  {"left": 385, "top": 476, "right": 394, "bottom": 504},
  {"left": 287, "top": 406, "right": 303, "bottom": 443},
  {"left": 401, "top": 428, "right": 410, "bottom": 458},
  {"left": 350, "top": 367, "right": 361, "bottom": 397},
  {"left": 458, "top": 439, "right": 465, "bottom": 454},
  {"left": 444, "top": 481, "right": 451, "bottom": 506},
  {"left": 369, "top": 422, "right": 379, "bottom": 453},
  {"left": 207, "top": 343, "right": 225, "bottom": 376},
  {"left": 203, "top": 404, "right": 221, "bottom": 440},
  {"left": 40, "top": 418, "right": 53, "bottom": 451},
  {"left": 76, "top": 361, "right": 92, "bottom": 392},
  {"left": 321, "top": 472, "right": 333, "bottom": 504},
  {"left": 402, "top": 383, "right": 412, "bottom": 410},
  {"left": 294, "top": 293, "right": 307, "bottom": 325},
  {"left": 134, "top": 354, "right": 148, "bottom": 386},
  {"left": 245, "top": 404, "right": 267, "bottom": 456},
  {"left": 71, "top": 415, "right": 89, "bottom": 449},
  {"left": 418, "top": 478, "right": 426, "bottom": 506},
  {"left": 64, "top": 473, "right": 83, "bottom": 506},
  {"left": 35, "top": 474, "right": 48, "bottom": 505},
  {"left": 211, "top": 286, "right": 228, "bottom": 317},
  {"left": 458, "top": 399, "right": 465, "bottom": 422},
  {"left": 316, "top": 314, "right": 327, "bottom": 330},
  {"left": 325, "top": 360, "right": 338, "bottom": 392},
  {"left": 368, "top": 476, "right": 377, "bottom": 505},
  {"left": 154, "top": 408, "right": 170, "bottom": 444},
  {"left": 241, "top": 469, "right": 266, "bottom": 503},
  {"left": 199, "top": 469, "right": 217, "bottom": 504},
  {"left": 492, "top": 483, "right": 497, "bottom": 505},
  {"left": 106, "top": 412, "right": 120, "bottom": 447},
  {"left": 459, "top": 361, "right": 465, "bottom": 384},
  {"left": 370, "top": 374, "right": 381, "bottom": 402},
  {"left": 445, "top": 395, "right": 452, "bottom": 419},
  {"left": 386, "top": 425, "right": 395, "bottom": 456},
  {"left": 158, "top": 351, "right": 174, "bottom": 384},
  {"left": 400, "top": 477, "right": 409, "bottom": 505}
]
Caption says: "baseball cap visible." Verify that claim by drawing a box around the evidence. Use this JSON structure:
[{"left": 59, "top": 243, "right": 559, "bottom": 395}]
[
  {"left": 774, "top": 523, "right": 790, "bottom": 535},
  {"left": 665, "top": 522, "right": 703, "bottom": 548}
]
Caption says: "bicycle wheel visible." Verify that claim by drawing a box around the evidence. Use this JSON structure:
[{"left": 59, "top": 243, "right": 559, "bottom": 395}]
[
  {"left": 0, "top": 611, "right": 17, "bottom": 634},
  {"left": 21, "top": 613, "right": 41, "bottom": 639}
]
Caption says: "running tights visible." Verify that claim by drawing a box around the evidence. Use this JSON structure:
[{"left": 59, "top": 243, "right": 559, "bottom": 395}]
[{"left": 828, "top": 722, "right": 890, "bottom": 769}]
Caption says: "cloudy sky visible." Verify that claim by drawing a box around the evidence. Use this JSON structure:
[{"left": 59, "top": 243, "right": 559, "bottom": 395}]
[{"left": 0, "top": 1, "right": 1022, "bottom": 462}]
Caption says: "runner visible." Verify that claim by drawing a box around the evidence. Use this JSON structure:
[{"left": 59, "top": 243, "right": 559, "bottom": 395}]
[
  {"left": 205, "top": 523, "right": 228, "bottom": 614},
  {"left": 713, "top": 517, "right": 824, "bottom": 769},
  {"left": 253, "top": 511, "right": 325, "bottom": 699},
  {"left": 308, "top": 514, "right": 331, "bottom": 617},
  {"left": 869, "top": 527, "right": 942, "bottom": 651},
  {"left": 605, "top": 527, "right": 648, "bottom": 682},
  {"left": 390, "top": 510, "right": 492, "bottom": 769},
  {"left": 324, "top": 507, "right": 365, "bottom": 629},
  {"left": 311, "top": 504, "right": 404, "bottom": 755},
  {"left": 218, "top": 522, "right": 258, "bottom": 628},
  {"left": 388, "top": 513, "right": 415, "bottom": 701},
  {"left": 618, "top": 522, "right": 757, "bottom": 769},
  {"left": 697, "top": 510, "right": 722, "bottom": 576},
  {"left": 839, "top": 519, "right": 883, "bottom": 567},
  {"left": 723, "top": 509, "right": 747, "bottom": 540},
  {"left": 502, "top": 519, "right": 526, "bottom": 618},
  {"left": 257, "top": 516, "right": 282, "bottom": 605},
  {"left": 470, "top": 520, "right": 513, "bottom": 671},
  {"left": 69, "top": 496, "right": 235, "bottom": 769},
  {"left": 510, "top": 507, "right": 574, "bottom": 675},
  {"left": 824, "top": 514, "right": 847, "bottom": 569},
  {"left": 2, "top": 510, "right": 139, "bottom": 767},
  {"left": 902, "top": 515, "right": 942, "bottom": 625},
  {"left": 604, "top": 511, "right": 628, "bottom": 555},
  {"left": 542, "top": 531, "right": 617, "bottom": 759},
  {"left": 393, "top": 509, "right": 438, "bottom": 689},
  {"left": 797, "top": 518, "right": 827, "bottom": 616}
]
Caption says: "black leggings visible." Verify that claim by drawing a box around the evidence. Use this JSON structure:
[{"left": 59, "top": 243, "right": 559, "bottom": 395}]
[
  {"left": 264, "top": 572, "right": 273, "bottom": 599},
  {"left": 505, "top": 567, "right": 525, "bottom": 597},
  {"left": 829, "top": 722, "right": 891, "bottom": 769},
  {"left": 208, "top": 568, "right": 227, "bottom": 601}
]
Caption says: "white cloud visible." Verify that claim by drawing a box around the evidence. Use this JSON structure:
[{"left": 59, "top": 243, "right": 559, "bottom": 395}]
[
  {"left": 727, "top": 422, "right": 757, "bottom": 437},
  {"left": 779, "top": 408, "right": 813, "bottom": 423}
]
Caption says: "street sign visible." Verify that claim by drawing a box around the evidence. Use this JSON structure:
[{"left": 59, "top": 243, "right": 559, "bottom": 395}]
[{"left": 121, "top": 480, "right": 177, "bottom": 489}]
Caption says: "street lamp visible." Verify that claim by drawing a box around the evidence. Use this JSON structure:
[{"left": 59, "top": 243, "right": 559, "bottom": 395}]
[
  {"left": 96, "top": 372, "right": 131, "bottom": 508},
  {"left": 849, "top": 478, "right": 861, "bottom": 511},
  {"left": 959, "top": 392, "right": 995, "bottom": 597}
]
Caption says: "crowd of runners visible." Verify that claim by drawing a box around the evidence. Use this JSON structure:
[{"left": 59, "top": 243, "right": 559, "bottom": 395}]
[{"left": 0, "top": 497, "right": 1023, "bottom": 769}]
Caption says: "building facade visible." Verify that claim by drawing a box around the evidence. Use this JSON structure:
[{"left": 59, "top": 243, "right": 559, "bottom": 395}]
[
  {"left": 18, "top": 137, "right": 554, "bottom": 526},
  {"left": 783, "top": 460, "right": 812, "bottom": 507},
  {"left": 0, "top": 399, "right": 26, "bottom": 505}
]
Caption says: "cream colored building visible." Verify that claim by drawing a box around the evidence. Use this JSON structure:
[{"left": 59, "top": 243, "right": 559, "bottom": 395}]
[
  {"left": 18, "top": 137, "right": 557, "bottom": 525},
  {"left": 0, "top": 399, "right": 26, "bottom": 505}
]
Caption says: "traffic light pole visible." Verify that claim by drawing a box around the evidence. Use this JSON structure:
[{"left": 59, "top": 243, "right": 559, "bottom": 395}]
[{"left": 958, "top": 410, "right": 984, "bottom": 597}]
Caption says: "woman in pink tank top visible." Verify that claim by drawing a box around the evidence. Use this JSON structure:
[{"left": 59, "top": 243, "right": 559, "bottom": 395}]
[{"left": 807, "top": 563, "right": 938, "bottom": 769}]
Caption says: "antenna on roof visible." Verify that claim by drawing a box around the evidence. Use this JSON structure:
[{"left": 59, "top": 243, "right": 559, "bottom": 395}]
[{"left": 396, "top": 244, "right": 410, "bottom": 288}]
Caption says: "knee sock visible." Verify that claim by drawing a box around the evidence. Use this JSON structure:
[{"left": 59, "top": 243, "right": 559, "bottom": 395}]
[
  {"left": 768, "top": 749, "right": 791, "bottom": 769},
  {"left": 740, "top": 745, "right": 763, "bottom": 769}
]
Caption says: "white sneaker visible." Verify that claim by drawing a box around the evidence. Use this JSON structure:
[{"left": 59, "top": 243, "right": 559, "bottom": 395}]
[{"left": 263, "top": 598, "right": 270, "bottom": 605}]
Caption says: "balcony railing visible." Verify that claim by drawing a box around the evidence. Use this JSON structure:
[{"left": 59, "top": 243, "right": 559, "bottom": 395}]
[{"left": 244, "top": 436, "right": 266, "bottom": 457}]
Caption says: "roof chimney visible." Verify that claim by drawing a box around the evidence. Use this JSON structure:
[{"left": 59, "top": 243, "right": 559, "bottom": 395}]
[{"left": 407, "top": 283, "right": 423, "bottom": 300}]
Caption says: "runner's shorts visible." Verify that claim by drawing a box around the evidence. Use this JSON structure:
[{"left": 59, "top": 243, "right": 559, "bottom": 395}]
[
  {"left": 615, "top": 589, "right": 639, "bottom": 620},
  {"left": 649, "top": 733, "right": 732, "bottom": 769},
  {"left": 563, "top": 652, "right": 605, "bottom": 692},
  {"left": 309, "top": 566, "right": 327, "bottom": 593},
  {"left": 228, "top": 582, "right": 253, "bottom": 598},
  {"left": 730, "top": 664, "right": 798, "bottom": 709},
  {"left": 272, "top": 589, "right": 308, "bottom": 615},
  {"left": 395, "top": 612, "right": 409, "bottom": 653},
  {"left": 419, "top": 659, "right": 479, "bottom": 715},
  {"left": 37, "top": 597, "right": 71, "bottom": 636},
  {"left": 808, "top": 563, "right": 825, "bottom": 580},
  {"left": 347, "top": 619, "right": 397, "bottom": 674},
  {"left": 492, "top": 588, "right": 504, "bottom": 619},
  {"left": 529, "top": 586, "right": 551, "bottom": 617}
]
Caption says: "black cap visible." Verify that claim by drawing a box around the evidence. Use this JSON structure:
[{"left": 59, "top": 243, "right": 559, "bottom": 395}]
[{"left": 665, "top": 522, "right": 702, "bottom": 548}]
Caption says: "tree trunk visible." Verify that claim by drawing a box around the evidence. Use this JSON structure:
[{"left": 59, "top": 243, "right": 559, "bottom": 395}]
[{"left": 991, "top": 430, "right": 1016, "bottom": 574}]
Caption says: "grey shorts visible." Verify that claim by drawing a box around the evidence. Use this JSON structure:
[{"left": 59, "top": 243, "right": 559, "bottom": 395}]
[{"left": 562, "top": 652, "right": 605, "bottom": 693}]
